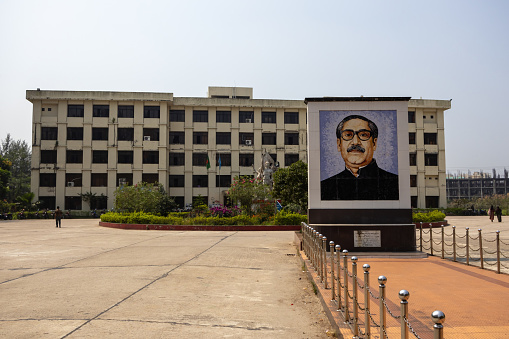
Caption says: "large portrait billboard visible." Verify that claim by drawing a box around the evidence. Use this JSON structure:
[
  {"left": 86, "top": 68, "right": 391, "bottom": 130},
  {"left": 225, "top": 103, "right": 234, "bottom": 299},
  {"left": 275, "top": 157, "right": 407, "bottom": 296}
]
[{"left": 320, "top": 110, "right": 399, "bottom": 200}]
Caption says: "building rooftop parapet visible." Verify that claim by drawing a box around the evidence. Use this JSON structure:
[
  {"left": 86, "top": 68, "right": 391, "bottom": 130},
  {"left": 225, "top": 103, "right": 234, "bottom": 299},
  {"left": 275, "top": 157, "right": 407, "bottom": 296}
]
[{"left": 26, "top": 90, "right": 174, "bottom": 102}]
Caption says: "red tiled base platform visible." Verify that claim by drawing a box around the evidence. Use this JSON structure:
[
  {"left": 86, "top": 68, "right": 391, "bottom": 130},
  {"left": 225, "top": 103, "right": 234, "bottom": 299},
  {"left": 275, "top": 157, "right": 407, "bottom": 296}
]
[{"left": 99, "top": 222, "right": 300, "bottom": 231}]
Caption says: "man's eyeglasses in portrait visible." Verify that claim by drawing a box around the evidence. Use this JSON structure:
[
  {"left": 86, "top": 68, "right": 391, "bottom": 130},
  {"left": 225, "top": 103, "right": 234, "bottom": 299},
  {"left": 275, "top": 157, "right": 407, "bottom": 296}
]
[{"left": 340, "top": 129, "right": 373, "bottom": 141}]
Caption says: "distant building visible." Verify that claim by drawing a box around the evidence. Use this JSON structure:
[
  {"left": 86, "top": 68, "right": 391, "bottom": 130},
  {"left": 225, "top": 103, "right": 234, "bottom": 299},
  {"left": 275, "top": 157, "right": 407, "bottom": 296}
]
[
  {"left": 27, "top": 87, "right": 451, "bottom": 210},
  {"left": 447, "top": 169, "right": 509, "bottom": 200}
]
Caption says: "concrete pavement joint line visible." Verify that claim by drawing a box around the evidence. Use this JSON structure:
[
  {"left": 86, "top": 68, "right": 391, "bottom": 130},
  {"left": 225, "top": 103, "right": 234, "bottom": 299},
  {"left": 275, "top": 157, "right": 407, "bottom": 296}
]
[
  {"left": 96, "top": 318, "right": 276, "bottom": 331},
  {"left": 61, "top": 231, "right": 238, "bottom": 339},
  {"left": 0, "top": 234, "right": 170, "bottom": 285}
]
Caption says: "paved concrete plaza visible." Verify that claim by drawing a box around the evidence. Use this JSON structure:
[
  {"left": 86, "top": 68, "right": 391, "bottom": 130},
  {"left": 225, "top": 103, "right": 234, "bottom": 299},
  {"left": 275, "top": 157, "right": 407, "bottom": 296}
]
[{"left": 0, "top": 219, "right": 331, "bottom": 338}]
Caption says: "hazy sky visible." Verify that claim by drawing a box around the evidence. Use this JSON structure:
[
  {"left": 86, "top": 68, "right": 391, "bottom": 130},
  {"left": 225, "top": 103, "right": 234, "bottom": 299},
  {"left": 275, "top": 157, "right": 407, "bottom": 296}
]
[{"left": 1, "top": 0, "right": 508, "bottom": 174}]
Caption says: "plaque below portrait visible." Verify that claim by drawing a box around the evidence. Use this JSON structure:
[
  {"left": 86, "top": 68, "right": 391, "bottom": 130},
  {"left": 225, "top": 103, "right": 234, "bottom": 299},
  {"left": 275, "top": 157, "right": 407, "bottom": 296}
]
[{"left": 354, "top": 230, "right": 382, "bottom": 248}]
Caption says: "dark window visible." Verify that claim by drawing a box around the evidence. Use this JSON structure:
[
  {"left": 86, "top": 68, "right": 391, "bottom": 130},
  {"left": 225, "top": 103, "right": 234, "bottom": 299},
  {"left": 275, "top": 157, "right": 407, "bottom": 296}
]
[
  {"left": 285, "top": 133, "right": 299, "bottom": 145},
  {"left": 424, "top": 133, "right": 437, "bottom": 145},
  {"left": 91, "top": 173, "right": 108, "bottom": 187},
  {"left": 425, "top": 154, "right": 438, "bottom": 166},
  {"left": 410, "top": 175, "right": 417, "bottom": 187},
  {"left": 193, "top": 132, "right": 208, "bottom": 145},
  {"left": 118, "top": 105, "right": 134, "bottom": 118},
  {"left": 170, "top": 109, "right": 185, "bottom": 122},
  {"left": 93, "top": 150, "right": 108, "bottom": 164},
  {"left": 65, "top": 196, "right": 82, "bottom": 210},
  {"left": 239, "top": 111, "right": 253, "bottom": 123},
  {"left": 409, "top": 153, "right": 417, "bottom": 166},
  {"left": 169, "top": 175, "right": 185, "bottom": 187},
  {"left": 270, "top": 153, "right": 277, "bottom": 164},
  {"left": 67, "top": 104, "right": 84, "bottom": 117},
  {"left": 409, "top": 132, "right": 416, "bottom": 145},
  {"left": 143, "top": 151, "right": 159, "bottom": 164},
  {"left": 41, "top": 127, "right": 58, "bottom": 140},
  {"left": 143, "top": 128, "right": 159, "bottom": 141},
  {"left": 192, "top": 175, "right": 208, "bottom": 187},
  {"left": 262, "top": 112, "right": 276, "bottom": 123},
  {"left": 117, "top": 173, "right": 133, "bottom": 186},
  {"left": 93, "top": 105, "right": 109, "bottom": 118},
  {"left": 408, "top": 111, "right": 415, "bottom": 123},
  {"left": 172, "top": 196, "right": 184, "bottom": 209},
  {"left": 169, "top": 132, "right": 185, "bottom": 144},
  {"left": 66, "top": 173, "right": 82, "bottom": 187},
  {"left": 41, "top": 150, "right": 57, "bottom": 164},
  {"left": 193, "top": 110, "right": 208, "bottom": 122},
  {"left": 144, "top": 106, "right": 160, "bottom": 118},
  {"left": 216, "top": 132, "right": 231, "bottom": 145},
  {"left": 262, "top": 133, "right": 276, "bottom": 145},
  {"left": 118, "top": 128, "right": 134, "bottom": 141},
  {"left": 239, "top": 133, "right": 254, "bottom": 146},
  {"left": 216, "top": 153, "right": 231, "bottom": 167},
  {"left": 118, "top": 151, "right": 134, "bottom": 164},
  {"left": 67, "top": 127, "right": 83, "bottom": 140},
  {"left": 169, "top": 152, "right": 185, "bottom": 166},
  {"left": 38, "top": 196, "right": 56, "bottom": 210},
  {"left": 66, "top": 150, "right": 83, "bottom": 163},
  {"left": 216, "top": 175, "right": 231, "bottom": 187},
  {"left": 239, "top": 153, "right": 254, "bottom": 167},
  {"left": 216, "top": 110, "right": 231, "bottom": 123},
  {"left": 142, "top": 173, "right": 158, "bottom": 183},
  {"left": 193, "top": 153, "right": 208, "bottom": 166},
  {"left": 285, "top": 112, "right": 299, "bottom": 124},
  {"left": 40, "top": 173, "right": 56, "bottom": 187},
  {"left": 92, "top": 127, "right": 108, "bottom": 140},
  {"left": 411, "top": 196, "right": 418, "bottom": 208},
  {"left": 425, "top": 196, "right": 439, "bottom": 208},
  {"left": 285, "top": 154, "right": 299, "bottom": 166}
]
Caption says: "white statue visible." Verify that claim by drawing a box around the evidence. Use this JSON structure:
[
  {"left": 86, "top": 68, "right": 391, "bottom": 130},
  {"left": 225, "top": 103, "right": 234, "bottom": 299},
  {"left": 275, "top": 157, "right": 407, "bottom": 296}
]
[{"left": 256, "top": 152, "right": 278, "bottom": 188}]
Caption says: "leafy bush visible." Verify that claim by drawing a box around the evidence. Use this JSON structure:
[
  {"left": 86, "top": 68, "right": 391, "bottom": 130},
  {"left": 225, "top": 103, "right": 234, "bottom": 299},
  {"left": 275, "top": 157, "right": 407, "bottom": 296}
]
[
  {"left": 412, "top": 210, "right": 446, "bottom": 223},
  {"left": 114, "top": 183, "right": 176, "bottom": 215},
  {"left": 274, "top": 211, "right": 308, "bottom": 225}
]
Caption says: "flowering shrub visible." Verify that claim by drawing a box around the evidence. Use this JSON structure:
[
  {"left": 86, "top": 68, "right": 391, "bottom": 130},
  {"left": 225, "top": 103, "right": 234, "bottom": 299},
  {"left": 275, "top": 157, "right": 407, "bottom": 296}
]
[
  {"left": 226, "top": 176, "right": 271, "bottom": 215},
  {"left": 209, "top": 205, "right": 240, "bottom": 218}
]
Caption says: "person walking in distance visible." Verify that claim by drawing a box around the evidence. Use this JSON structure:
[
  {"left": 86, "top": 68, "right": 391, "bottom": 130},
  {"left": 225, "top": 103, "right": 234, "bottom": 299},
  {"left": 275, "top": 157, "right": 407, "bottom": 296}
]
[
  {"left": 55, "top": 206, "right": 63, "bottom": 228},
  {"left": 488, "top": 205, "right": 495, "bottom": 222},
  {"left": 495, "top": 206, "right": 502, "bottom": 222}
]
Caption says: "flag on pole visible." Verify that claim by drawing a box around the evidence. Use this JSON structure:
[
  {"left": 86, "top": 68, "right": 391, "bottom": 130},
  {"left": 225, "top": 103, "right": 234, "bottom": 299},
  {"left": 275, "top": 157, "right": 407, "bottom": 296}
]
[
  {"left": 218, "top": 154, "right": 221, "bottom": 170},
  {"left": 206, "top": 155, "right": 211, "bottom": 170}
]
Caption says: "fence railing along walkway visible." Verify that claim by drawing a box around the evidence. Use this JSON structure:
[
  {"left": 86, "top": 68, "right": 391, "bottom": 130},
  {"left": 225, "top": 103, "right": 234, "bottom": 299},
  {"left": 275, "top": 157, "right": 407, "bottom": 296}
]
[
  {"left": 417, "top": 223, "right": 509, "bottom": 274},
  {"left": 302, "top": 222, "right": 445, "bottom": 339}
]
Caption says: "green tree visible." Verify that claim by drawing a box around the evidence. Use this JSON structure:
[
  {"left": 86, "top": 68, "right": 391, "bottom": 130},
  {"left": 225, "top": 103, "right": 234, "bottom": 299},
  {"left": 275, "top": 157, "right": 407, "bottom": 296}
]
[
  {"left": 114, "top": 182, "right": 176, "bottom": 214},
  {"left": 0, "top": 154, "right": 12, "bottom": 200},
  {"left": 272, "top": 160, "right": 308, "bottom": 211},
  {"left": 226, "top": 176, "right": 271, "bottom": 215},
  {"left": 0, "top": 134, "right": 31, "bottom": 202},
  {"left": 16, "top": 192, "right": 36, "bottom": 211}
]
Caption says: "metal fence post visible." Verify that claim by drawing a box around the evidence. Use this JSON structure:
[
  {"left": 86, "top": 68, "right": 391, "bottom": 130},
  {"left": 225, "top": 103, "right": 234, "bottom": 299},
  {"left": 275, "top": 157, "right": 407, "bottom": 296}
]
[
  {"left": 336, "top": 244, "right": 342, "bottom": 311},
  {"left": 379, "top": 276, "right": 387, "bottom": 339},
  {"left": 479, "top": 229, "right": 484, "bottom": 269},
  {"left": 330, "top": 241, "right": 335, "bottom": 299},
  {"left": 441, "top": 226, "right": 445, "bottom": 259},
  {"left": 453, "top": 226, "right": 456, "bottom": 262},
  {"left": 351, "top": 256, "right": 358, "bottom": 337},
  {"left": 399, "top": 290, "right": 410, "bottom": 339},
  {"left": 431, "top": 310, "right": 445, "bottom": 339},
  {"left": 497, "top": 231, "right": 501, "bottom": 274},
  {"left": 430, "top": 223, "right": 434, "bottom": 256},
  {"left": 322, "top": 236, "right": 328, "bottom": 288},
  {"left": 343, "top": 250, "right": 350, "bottom": 323},
  {"left": 466, "top": 227, "right": 470, "bottom": 265},
  {"left": 419, "top": 222, "right": 423, "bottom": 251},
  {"left": 318, "top": 233, "right": 323, "bottom": 279},
  {"left": 363, "top": 264, "right": 371, "bottom": 339}
]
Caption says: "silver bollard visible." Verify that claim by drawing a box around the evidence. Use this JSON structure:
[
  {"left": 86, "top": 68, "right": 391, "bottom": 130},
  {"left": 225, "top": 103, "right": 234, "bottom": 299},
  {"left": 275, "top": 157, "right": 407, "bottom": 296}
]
[
  {"left": 343, "top": 249, "right": 350, "bottom": 322},
  {"left": 336, "top": 244, "right": 342, "bottom": 311},
  {"left": 431, "top": 310, "right": 445, "bottom": 339},
  {"left": 351, "top": 256, "right": 358, "bottom": 337},
  {"left": 330, "top": 241, "right": 335, "bottom": 300},
  {"left": 453, "top": 226, "right": 456, "bottom": 262},
  {"left": 322, "top": 236, "right": 328, "bottom": 288},
  {"left": 363, "top": 264, "right": 371, "bottom": 339},
  {"left": 319, "top": 234, "right": 324, "bottom": 282},
  {"left": 419, "top": 222, "right": 423, "bottom": 251},
  {"left": 430, "top": 223, "right": 434, "bottom": 256},
  {"left": 441, "top": 226, "right": 445, "bottom": 259},
  {"left": 479, "top": 229, "right": 484, "bottom": 269},
  {"left": 497, "top": 231, "right": 501, "bottom": 274},
  {"left": 399, "top": 289, "right": 410, "bottom": 339},
  {"left": 466, "top": 227, "right": 470, "bottom": 265},
  {"left": 378, "top": 276, "right": 387, "bottom": 339}
]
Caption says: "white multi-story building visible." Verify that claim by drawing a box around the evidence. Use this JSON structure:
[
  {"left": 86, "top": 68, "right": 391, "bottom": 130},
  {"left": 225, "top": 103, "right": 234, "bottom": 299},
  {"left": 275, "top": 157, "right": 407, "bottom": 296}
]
[{"left": 27, "top": 87, "right": 450, "bottom": 210}]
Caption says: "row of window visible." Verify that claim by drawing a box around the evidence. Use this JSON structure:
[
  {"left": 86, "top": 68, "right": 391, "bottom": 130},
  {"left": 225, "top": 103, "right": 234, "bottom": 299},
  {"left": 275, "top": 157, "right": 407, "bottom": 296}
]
[
  {"left": 42, "top": 127, "right": 301, "bottom": 145},
  {"left": 408, "top": 111, "right": 435, "bottom": 124},
  {"left": 409, "top": 153, "right": 438, "bottom": 166},
  {"left": 408, "top": 132, "right": 437, "bottom": 145},
  {"left": 64, "top": 105, "right": 300, "bottom": 124},
  {"left": 39, "top": 173, "right": 240, "bottom": 188},
  {"left": 40, "top": 150, "right": 300, "bottom": 167}
]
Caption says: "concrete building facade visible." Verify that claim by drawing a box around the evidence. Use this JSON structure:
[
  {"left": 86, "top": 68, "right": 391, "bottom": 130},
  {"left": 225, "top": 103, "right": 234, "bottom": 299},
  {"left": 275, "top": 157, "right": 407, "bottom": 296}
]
[{"left": 27, "top": 87, "right": 450, "bottom": 211}]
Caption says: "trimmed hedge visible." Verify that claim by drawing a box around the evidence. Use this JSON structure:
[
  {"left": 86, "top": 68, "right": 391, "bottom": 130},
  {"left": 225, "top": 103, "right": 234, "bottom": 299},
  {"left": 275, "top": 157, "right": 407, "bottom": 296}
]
[
  {"left": 100, "top": 211, "right": 307, "bottom": 226},
  {"left": 412, "top": 210, "right": 446, "bottom": 223}
]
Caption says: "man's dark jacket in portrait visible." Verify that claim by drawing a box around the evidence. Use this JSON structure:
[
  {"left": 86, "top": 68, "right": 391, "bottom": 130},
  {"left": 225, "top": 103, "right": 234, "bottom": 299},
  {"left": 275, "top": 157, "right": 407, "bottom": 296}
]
[{"left": 321, "top": 159, "right": 399, "bottom": 200}]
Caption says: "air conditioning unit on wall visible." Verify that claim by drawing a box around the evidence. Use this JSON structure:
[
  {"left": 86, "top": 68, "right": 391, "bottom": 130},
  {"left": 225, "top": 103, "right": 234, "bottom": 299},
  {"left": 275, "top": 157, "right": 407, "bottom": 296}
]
[
  {"left": 245, "top": 140, "right": 252, "bottom": 146},
  {"left": 67, "top": 182, "right": 74, "bottom": 187},
  {"left": 143, "top": 136, "right": 150, "bottom": 141}
]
